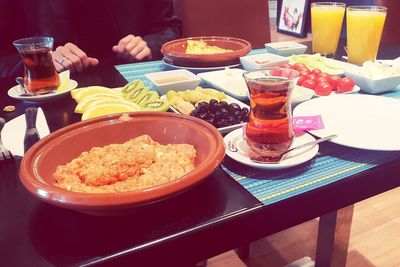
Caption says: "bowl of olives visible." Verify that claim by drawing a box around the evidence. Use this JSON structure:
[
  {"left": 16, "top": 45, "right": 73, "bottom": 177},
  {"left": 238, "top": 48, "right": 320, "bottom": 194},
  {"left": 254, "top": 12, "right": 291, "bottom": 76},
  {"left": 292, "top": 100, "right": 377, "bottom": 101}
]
[{"left": 190, "top": 99, "right": 249, "bottom": 134}]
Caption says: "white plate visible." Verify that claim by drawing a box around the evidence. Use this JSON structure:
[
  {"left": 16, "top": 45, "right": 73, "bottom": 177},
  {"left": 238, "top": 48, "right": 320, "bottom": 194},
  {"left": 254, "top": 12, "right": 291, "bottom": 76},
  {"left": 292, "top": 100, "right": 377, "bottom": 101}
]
[
  {"left": 197, "top": 68, "right": 248, "bottom": 101},
  {"left": 162, "top": 95, "right": 249, "bottom": 134},
  {"left": 239, "top": 53, "right": 289, "bottom": 71},
  {"left": 162, "top": 58, "right": 240, "bottom": 73},
  {"left": 289, "top": 56, "right": 356, "bottom": 76},
  {"left": 8, "top": 79, "right": 78, "bottom": 103},
  {"left": 224, "top": 129, "right": 319, "bottom": 170},
  {"left": 293, "top": 94, "right": 400, "bottom": 151},
  {"left": 292, "top": 85, "right": 314, "bottom": 105},
  {"left": 312, "top": 85, "right": 361, "bottom": 97}
]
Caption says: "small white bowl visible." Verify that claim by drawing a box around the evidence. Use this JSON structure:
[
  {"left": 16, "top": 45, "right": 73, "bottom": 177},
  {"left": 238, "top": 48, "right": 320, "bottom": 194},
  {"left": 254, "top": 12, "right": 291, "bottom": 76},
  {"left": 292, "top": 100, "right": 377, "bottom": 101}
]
[
  {"left": 344, "top": 67, "right": 400, "bottom": 94},
  {"left": 265, "top": 42, "right": 308, "bottom": 57},
  {"left": 145, "top": 69, "right": 201, "bottom": 95},
  {"left": 240, "top": 53, "right": 289, "bottom": 71}
]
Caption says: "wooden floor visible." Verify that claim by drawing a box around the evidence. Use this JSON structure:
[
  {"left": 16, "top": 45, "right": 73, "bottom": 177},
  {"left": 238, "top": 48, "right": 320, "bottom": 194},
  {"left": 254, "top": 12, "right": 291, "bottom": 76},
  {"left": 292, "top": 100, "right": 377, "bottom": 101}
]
[
  {"left": 206, "top": 187, "right": 400, "bottom": 267},
  {"left": 204, "top": 21, "right": 400, "bottom": 267}
]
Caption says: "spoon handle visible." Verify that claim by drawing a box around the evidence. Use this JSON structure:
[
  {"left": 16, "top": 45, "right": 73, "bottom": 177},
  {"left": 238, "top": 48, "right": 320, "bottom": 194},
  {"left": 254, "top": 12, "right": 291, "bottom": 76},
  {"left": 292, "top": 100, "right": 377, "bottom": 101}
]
[
  {"left": 24, "top": 107, "right": 40, "bottom": 152},
  {"left": 281, "top": 134, "right": 338, "bottom": 158}
]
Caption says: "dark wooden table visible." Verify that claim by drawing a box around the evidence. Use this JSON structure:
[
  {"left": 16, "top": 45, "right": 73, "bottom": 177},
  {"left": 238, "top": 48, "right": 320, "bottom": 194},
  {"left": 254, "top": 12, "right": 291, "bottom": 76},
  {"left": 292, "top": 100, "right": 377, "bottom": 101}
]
[{"left": 1, "top": 42, "right": 399, "bottom": 267}]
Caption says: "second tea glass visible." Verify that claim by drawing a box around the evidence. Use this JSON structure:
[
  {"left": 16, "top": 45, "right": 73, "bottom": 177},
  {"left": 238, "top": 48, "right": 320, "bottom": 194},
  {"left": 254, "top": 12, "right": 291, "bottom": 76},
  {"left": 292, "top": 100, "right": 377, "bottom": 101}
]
[
  {"left": 243, "top": 68, "right": 299, "bottom": 162},
  {"left": 311, "top": 2, "right": 346, "bottom": 57}
]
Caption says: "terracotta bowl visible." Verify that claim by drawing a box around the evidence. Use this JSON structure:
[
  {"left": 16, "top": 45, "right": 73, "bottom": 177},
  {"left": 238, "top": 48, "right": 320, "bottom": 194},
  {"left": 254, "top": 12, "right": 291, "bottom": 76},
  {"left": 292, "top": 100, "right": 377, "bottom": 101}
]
[
  {"left": 161, "top": 36, "right": 252, "bottom": 67},
  {"left": 19, "top": 112, "right": 225, "bottom": 215}
]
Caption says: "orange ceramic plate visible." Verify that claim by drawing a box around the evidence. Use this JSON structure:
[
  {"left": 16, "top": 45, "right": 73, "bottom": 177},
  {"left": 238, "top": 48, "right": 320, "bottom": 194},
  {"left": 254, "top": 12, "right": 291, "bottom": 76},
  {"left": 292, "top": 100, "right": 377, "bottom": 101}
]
[
  {"left": 161, "top": 36, "right": 252, "bottom": 67},
  {"left": 19, "top": 112, "right": 225, "bottom": 215}
]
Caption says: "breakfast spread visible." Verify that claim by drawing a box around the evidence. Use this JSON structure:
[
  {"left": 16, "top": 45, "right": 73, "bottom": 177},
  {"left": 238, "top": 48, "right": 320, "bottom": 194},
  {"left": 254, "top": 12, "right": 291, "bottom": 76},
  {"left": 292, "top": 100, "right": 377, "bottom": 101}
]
[{"left": 54, "top": 135, "right": 196, "bottom": 193}]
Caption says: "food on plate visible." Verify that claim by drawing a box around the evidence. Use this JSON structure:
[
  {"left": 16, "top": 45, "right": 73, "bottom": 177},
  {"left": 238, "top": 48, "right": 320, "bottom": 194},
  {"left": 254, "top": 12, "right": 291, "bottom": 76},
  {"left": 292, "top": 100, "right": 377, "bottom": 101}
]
[
  {"left": 72, "top": 80, "right": 170, "bottom": 118},
  {"left": 289, "top": 54, "right": 343, "bottom": 73},
  {"left": 186, "top": 40, "right": 233, "bottom": 55},
  {"left": 166, "top": 87, "right": 226, "bottom": 114},
  {"left": 155, "top": 76, "right": 188, "bottom": 84},
  {"left": 356, "top": 61, "right": 400, "bottom": 79},
  {"left": 82, "top": 102, "right": 140, "bottom": 120},
  {"left": 190, "top": 99, "right": 249, "bottom": 128},
  {"left": 280, "top": 62, "right": 355, "bottom": 96},
  {"left": 54, "top": 135, "right": 196, "bottom": 193}
]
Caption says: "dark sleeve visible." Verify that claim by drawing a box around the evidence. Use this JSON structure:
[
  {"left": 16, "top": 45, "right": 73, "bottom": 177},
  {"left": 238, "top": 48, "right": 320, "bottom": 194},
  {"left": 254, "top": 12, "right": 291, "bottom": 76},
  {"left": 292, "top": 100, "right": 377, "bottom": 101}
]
[
  {"left": 142, "top": 0, "right": 182, "bottom": 60},
  {"left": 0, "top": 0, "right": 25, "bottom": 57}
]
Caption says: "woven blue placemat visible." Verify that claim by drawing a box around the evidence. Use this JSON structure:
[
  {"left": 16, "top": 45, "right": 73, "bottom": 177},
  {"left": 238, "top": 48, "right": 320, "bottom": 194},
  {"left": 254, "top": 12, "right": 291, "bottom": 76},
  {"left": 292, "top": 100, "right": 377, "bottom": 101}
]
[{"left": 115, "top": 50, "right": 400, "bottom": 206}]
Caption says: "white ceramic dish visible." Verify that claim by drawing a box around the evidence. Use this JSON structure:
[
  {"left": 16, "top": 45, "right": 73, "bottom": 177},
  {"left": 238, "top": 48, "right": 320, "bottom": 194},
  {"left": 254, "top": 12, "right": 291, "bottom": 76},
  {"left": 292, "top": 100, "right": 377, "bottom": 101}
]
[
  {"left": 162, "top": 57, "right": 240, "bottom": 73},
  {"left": 224, "top": 129, "right": 319, "bottom": 170},
  {"left": 8, "top": 79, "right": 78, "bottom": 103},
  {"left": 145, "top": 69, "right": 201, "bottom": 95},
  {"left": 162, "top": 95, "right": 249, "bottom": 134},
  {"left": 293, "top": 94, "right": 400, "bottom": 151},
  {"left": 292, "top": 85, "right": 314, "bottom": 105},
  {"left": 197, "top": 68, "right": 248, "bottom": 101},
  {"left": 265, "top": 42, "right": 307, "bottom": 57},
  {"left": 239, "top": 53, "right": 289, "bottom": 71},
  {"left": 344, "top": 66, "right": 400, "bottom": 94}
]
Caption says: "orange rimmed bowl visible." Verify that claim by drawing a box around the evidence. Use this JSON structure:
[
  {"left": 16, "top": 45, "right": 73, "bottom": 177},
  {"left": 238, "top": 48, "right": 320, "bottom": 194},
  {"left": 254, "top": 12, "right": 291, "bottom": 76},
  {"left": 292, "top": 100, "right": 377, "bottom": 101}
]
[
  {"left": 161, "top": 36, "right": 252, "bottom": 67},
  {"left": 19, "top": 112, "right": 225, "bottom": 215}
]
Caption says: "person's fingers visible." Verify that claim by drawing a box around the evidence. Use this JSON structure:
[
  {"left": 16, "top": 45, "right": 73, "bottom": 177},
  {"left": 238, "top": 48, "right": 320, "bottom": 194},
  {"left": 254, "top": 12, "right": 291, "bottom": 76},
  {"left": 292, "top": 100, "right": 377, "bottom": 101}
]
[
  {"left": 64, "top": 42, "right": 90, "bottom": 68},
  {"left": 135, "top": 47, "right": 152, "bottom": 61},
  {"left": 127, "top": 39, "right": 146, "bottom": 58},
  {"left": 55, "top": 46, "right": 82, "bottom": 72},
  {"left": 115, "top": 34, "right": 135, "bottom": 54},
  {"left": 51, "top": 51, "right": 67, "bottom": 72},
  {"left": 88, "top": 57, "right": 99, "bottom": 66}
]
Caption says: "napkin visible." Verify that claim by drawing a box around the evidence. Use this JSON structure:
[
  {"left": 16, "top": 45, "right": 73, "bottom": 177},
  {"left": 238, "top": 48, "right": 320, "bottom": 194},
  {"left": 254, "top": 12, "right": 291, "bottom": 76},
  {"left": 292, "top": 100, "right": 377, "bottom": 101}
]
[{"left": 1, "top": 108, "right": 50, "bottom": 156}]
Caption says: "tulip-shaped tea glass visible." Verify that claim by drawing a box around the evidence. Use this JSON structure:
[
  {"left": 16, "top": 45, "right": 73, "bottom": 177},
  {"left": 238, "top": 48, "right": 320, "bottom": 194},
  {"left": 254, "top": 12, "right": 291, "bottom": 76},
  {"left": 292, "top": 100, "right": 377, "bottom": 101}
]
[
  {"left": 13, "top": 37, "right": 60, "bottom": 95},
  {"left": 243, "top": 68, "right": 299, "bottom": 162}
]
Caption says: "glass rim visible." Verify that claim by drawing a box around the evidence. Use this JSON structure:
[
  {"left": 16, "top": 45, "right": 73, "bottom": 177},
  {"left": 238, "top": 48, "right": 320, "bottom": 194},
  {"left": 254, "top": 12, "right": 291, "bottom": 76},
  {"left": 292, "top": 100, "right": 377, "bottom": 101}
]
[
  {"left": 347, "top": 6, "right": 387, "bottom": 12},
  {"left": 242, "top": 67, "right": 300, "bottom": 79},
  {"left": 13, "top": 36, "right": 54, "bottom": 47},
  {"left": 311, "top": 2, "right": 346, "bottom": 7}
]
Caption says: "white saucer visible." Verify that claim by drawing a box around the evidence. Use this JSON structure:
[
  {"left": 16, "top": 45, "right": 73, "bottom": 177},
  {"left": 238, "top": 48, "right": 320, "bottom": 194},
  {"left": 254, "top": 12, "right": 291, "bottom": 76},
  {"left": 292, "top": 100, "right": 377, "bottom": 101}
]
[
  {"left": 8, "top": 79, "right": 78, "bottom": 103},
  {"left": 162, "top": 58, "right": 240, "bottom": 73},
  {"left": 224, "top": 129, "right": 319, "bottom": 170}
]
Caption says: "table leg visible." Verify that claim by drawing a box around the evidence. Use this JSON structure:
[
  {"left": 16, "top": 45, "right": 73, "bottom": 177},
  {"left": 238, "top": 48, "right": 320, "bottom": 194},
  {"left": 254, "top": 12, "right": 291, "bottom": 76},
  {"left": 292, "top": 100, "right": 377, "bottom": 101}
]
[{"left": 315, "top": 204, "right": 354, "bottom": 267}]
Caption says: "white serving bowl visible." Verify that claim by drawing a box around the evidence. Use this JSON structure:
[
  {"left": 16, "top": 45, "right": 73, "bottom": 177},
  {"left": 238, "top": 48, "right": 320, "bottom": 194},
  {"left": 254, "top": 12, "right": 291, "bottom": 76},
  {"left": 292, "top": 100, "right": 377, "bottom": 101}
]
[
  {"left": 145, "top": 69, "right": 201, "bottom": 95},
  {"left": 265, "top": 41, "right": 307, "bottom": 57},
  {"left": 344, "top": 67, "right": 400, "bottom": 94},
  {"left": 239, "top": 53, "right": 289, "bottom": 71}
]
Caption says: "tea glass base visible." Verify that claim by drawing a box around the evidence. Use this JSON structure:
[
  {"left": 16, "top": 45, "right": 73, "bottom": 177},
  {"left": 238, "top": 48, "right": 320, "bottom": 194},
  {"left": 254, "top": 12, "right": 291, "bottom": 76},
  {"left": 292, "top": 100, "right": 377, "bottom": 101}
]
[{"left": 244, "top": 136, "right": 293, "bottom": 163}]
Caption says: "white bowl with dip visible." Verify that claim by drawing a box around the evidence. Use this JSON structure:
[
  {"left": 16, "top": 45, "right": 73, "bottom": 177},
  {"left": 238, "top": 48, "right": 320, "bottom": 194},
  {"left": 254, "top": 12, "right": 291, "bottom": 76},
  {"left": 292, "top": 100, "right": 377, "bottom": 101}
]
[
  {"left": 145, "top": 69, "right": 201, "bottom": 95},
  {"left": 240, "top": 53, "right": 289, "bottom": 71},
  {"left": 265, "top": 41, "right": 307, "bottom": 57}
]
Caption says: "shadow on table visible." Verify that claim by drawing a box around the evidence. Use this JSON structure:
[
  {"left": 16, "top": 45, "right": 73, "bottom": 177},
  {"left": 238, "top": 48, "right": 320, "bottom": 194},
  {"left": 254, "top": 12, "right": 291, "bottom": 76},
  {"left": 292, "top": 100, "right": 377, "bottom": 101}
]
[{"left": 28, "top": 172, "right": 231, "bottom": 266}]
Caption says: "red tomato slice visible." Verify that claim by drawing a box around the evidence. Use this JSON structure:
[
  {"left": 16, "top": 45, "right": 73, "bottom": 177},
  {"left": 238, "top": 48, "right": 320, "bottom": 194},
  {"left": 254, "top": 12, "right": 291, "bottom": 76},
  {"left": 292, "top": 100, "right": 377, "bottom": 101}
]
[
  {"left": 318, "top": 72, "right": 331, "bottom": 79},
  {"left": 299, "top": 69, "right": 311, "bottom": 77},
  {"left": 311, "top": 69, "right": 322, "bottom": 75},
  {"left": 297, "top": 75, "right": 307, "bottom": 86},
  {"left": 293, "top": 63, "right": 307, "bottom": 71},
  {"left": 337, "top": 77, "right": 355, "bottom": 93},
  {"left": 316, "top": 77, "right": 329, "bottom": 85},
  {"left": 302, "top": 79, "right": 317, "bottom": 90},
  {"left": 307, "top": 74, "right": 318, "bottom": 81},
  {"left": 315, "top": 82, "right": 333, "bottom": 96},
  {"left": 329, "top": 75, "right": 341, "bottom": 90}
]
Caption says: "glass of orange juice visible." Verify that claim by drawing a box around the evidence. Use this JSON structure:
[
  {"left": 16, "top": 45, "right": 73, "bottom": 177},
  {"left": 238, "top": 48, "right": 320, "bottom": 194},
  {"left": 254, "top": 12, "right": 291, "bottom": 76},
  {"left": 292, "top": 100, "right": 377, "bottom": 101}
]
[
  {"left": 347, "top": 6, "right": 387, "bottom": 65},
  {"left": 311, "top": 2, "right": 346, "bottom": 57}
]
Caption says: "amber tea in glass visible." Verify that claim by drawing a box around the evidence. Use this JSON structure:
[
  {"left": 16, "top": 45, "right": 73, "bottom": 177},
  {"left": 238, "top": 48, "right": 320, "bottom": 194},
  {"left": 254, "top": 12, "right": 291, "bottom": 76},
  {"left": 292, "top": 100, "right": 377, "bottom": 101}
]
[
  {"left": 13, "top": 37, "right": 60, "bottom": 95},
  {"left": 243, "top": 68, "right": 299, "bottom": 162}
]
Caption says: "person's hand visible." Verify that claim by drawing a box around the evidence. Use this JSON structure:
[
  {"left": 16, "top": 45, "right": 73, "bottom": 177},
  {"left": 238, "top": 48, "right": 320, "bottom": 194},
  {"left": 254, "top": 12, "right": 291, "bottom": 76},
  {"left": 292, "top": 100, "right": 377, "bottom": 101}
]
[
  {"left": 52, "top": 43, "right": 99, "bottom": 73},
  {"left": 112, "top": 35, "right": 152, "bottom": 62}
]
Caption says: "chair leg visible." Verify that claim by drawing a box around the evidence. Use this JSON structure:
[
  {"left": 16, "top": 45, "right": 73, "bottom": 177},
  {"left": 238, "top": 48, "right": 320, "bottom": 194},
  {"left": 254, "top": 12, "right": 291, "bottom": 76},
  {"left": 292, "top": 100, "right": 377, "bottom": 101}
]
[{"left": 315, "top": 204, "right": 354, "bottom": 267}]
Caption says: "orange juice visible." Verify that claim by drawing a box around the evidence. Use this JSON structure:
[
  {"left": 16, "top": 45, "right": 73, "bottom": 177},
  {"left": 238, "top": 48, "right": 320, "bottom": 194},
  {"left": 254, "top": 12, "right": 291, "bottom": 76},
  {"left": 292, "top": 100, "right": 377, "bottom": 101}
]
[
  {"left": 347, "top": 6, "right": 387, "bottom": 65},
  {"left": 311, "top": 3, "right": 345, "bottom": 55}
]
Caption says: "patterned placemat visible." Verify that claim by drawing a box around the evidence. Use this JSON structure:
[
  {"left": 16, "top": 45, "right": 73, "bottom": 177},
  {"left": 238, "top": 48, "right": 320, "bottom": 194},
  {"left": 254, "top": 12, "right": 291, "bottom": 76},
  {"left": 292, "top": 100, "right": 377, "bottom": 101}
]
[{"left": 115, "top": 50, "right": 400, "bottom": 206}]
